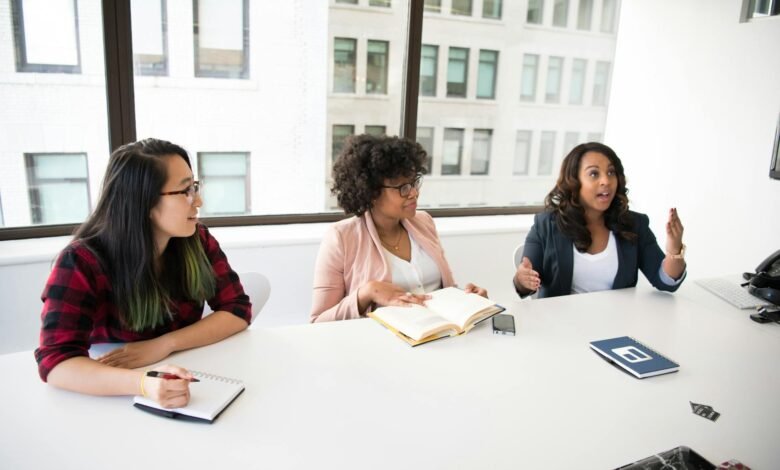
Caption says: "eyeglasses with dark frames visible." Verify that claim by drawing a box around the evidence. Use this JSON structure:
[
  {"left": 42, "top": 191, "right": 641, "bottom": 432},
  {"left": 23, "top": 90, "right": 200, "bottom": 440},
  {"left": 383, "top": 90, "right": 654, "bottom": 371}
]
[
  {"left": 160, "top": 181, "right": 201, "bottom": 204},
  {"left": 381, "top": 176, "right": 423, "bottom": 198}
]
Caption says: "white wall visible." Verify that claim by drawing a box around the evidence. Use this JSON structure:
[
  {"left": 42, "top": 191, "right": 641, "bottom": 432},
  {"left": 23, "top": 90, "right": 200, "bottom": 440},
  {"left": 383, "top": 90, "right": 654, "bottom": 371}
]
[
  {"left": 605, "top": 0, "right": 780, "bottom": 278},
  {"left": 0, "top": 215, "right": 530, "bottom": 355}
]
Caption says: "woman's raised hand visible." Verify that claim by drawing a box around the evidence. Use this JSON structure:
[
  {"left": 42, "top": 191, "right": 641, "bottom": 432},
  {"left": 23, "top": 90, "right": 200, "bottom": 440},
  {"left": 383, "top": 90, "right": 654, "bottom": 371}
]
[{"left": 514, "top": 256, "right": 541, "bottom": 292}]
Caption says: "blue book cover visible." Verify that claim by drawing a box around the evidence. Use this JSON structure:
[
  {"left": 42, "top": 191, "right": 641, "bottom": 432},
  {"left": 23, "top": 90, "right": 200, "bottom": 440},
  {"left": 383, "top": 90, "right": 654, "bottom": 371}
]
[{"left": 589, "top": 336, "right": 679, "bottom": 379}]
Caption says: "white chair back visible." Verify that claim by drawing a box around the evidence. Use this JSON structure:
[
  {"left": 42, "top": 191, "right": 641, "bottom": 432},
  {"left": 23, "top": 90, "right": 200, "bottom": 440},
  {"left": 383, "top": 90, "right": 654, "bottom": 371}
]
[
  {"left": 204, "top": 271, "right": 270, "bottom": 322},
  {"left": 513, "top": 244, "right": 525, "bottom": 270}
]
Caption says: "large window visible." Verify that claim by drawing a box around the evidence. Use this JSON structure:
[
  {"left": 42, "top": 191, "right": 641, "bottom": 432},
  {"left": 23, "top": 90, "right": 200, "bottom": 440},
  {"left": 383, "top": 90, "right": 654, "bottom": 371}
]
[
  {"left": 569, "top": 58, "right": 586, "bottom": 105},
  {"left": 333, "top": 38, "right": 357, "bottom": 93},
  {"left": 366, "top": 40, "right": 389, "bottom": 94},
  {"left": 11, "top": 0, "right": 81, "bottom": 73},
  {"left": 447, "top": 47, "right": 469, "bottom": 98},
  {"left": 132, "top": 0, "right": 168, "bottom": 76},
  {"left": 198, "top": 152, "right": 250, "bottom": 216},
  {"left": 476, "top": 50, "right": 498, "bottom": 99},
  {"left": 193, "top": 0, "right": 249, "bottom": 79},
  {"left": 25, "top": 153, "right": 90, "bottom": 224},
  {"left": 442, "top": 128, "right": 464, "bottom": 175},
  {"left": 520, "top": 54, "right": 539, "bottom": 102},
  {"left": 545, "top": 56, "right": 563, "bottom": 103},
  {"left": 471, "top": 129, "right": 492, "bottom": 175},
  {"left": 420, "top": 44, "right": 438, "bottom": 97}
]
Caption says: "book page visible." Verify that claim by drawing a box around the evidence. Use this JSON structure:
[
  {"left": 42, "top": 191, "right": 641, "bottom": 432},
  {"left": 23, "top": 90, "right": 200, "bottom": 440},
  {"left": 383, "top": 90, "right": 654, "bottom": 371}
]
[
  {"left": 371, "top": 304, "right": 456, "bottom": 341},
  {"left": 424, "top": 287, "right": 500, "bottom": 329}
]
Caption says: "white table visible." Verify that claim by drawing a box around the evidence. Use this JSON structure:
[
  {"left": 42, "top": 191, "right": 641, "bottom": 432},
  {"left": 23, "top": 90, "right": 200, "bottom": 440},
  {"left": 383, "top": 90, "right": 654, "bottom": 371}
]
[{"left": 1, "top": 283, "right": 778, "bottom": 469}]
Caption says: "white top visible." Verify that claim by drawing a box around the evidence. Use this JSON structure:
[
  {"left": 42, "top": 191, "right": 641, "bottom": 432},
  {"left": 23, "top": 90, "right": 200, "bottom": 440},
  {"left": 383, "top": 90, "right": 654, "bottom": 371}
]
[
  {"left": 571, "top": 232, "right": 618, "bottom": 294},
  {"left": 384, "top": 234, "right": 442, "bottom": 294}
]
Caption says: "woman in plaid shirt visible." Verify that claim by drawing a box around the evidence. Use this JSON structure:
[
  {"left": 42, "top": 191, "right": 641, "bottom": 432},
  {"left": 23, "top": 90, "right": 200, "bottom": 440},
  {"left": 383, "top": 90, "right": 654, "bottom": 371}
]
[{"left": 35, "top": 138, "right": 252, "bottom": 409}]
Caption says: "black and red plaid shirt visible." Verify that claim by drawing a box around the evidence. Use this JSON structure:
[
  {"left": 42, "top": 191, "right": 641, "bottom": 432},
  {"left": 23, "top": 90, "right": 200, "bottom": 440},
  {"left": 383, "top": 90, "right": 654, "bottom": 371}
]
[{"left": 35, "top": 225, "right": 252, "bottom": 381}]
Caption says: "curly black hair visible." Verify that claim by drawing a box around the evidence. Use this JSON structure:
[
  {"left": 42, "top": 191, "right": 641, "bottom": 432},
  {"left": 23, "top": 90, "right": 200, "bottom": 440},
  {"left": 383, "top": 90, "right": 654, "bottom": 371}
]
[
  {"left": 332, "top": 134, "right": 428, "bottom": 216},
  {"left": 544, "top": 142, "right": 637, "bottom": 252}
]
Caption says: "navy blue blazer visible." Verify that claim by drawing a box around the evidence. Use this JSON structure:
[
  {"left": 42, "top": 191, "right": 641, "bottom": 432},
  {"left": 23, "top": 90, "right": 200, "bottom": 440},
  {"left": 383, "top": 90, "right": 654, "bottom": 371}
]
[{"left": 518, "top": 210, "right": 685, "bottom": 298}]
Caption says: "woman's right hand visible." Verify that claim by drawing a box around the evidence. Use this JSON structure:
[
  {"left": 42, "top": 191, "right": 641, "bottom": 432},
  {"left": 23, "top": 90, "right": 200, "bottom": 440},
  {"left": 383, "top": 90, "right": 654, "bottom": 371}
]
[
  {"left": 141, "top": 364, "right": 193, "bottom": 409},
  {"left": 357, "top": 280, "right": 429, "bottom": 313},
  {"left": 514, "top": 257, "right": 541, "bottom": 293}
]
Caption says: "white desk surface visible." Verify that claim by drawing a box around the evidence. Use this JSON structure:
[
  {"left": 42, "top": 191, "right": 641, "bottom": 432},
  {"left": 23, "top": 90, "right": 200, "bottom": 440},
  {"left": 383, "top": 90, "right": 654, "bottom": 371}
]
[{"left": 1, "top": 282, "right": 778, "bottom": 470}]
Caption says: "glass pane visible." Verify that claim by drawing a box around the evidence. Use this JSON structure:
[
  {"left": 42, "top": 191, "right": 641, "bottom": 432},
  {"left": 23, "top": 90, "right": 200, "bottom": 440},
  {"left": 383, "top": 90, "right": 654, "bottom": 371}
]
[
  {"left": 577, "top": 0, "right": 593, "bottom": 30},
  {"left": 417, "top": 2, "right": 618, "bottom": 207},
  {"left": 366, "top": 40, "right": 388, "bottom": 94},
  {"left": 332, "top": 125, "right": 355, "bottom": 163},
  {"left": 420, "top": 44, "right": 438, "bottom": 96},
  {"left": 369, "top": 0, "right": 391, "bottom": 7},
  {"left": 2, "top": 0, "right": 108, "bottom": 228},
  {"left": 476, "top": 50, "right": 498, "bottom": 99},
  {"left": 553, "top": 0, "right": 569, "bottom": 27},
  {"left": 482, "top": 0, "right": 501, "bottom": 19},
  {"left": 334, "top": 37, "right": 356, "bottom": 93},
  {"left": 564, "top": 131, "right": 579, "bottom": 156},
  {"left": 132, "top": 0, "right": 167, "bottom": 76},
  {"left": 417, "top": 127, "right": 434, "bottom": 173},
  {"left": 600, "top": 0, "right": 617, "bottom": 33},
  {"left": 199, "top": 152, "right": 247, "bottom": 176},
  {"left": 424, "top": 0, "right": 441, "bottom": 13},
  {"left": 451, "top": 0, "right": 472, "bottom": 16},
  {"left": 365, "top": 125, "right": 386, "bottom": 136},
  {"left": 593, "top": 61, "right": 611, "bottom": 106},
  {"left": 200, "top": 178, "right": 247, "bottom": 215},
  {"left": 194, "top": 0, "right": 248, "bottom": 79}
]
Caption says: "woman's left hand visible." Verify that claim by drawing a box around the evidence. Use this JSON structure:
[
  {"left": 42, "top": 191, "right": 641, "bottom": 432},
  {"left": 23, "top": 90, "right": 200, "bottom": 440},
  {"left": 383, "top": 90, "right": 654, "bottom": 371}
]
[
  {"left": 97, "top": 337, "right": 173, "bottom": 369},
  {"left": 464, "top": 283, "right": 488, "bottom": 298},
  {"left": 665, "top": 207, "right": 684, "bottom": 256}
]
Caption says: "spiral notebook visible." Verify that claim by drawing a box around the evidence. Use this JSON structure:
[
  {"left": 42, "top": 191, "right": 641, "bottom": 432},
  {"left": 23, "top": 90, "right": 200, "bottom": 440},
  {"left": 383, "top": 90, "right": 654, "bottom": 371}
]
[
  {"left": 589, "top": 336, "right": 679, "bottom": 379},
  {"left": 133, "top": 370, "right": 245, "bottom": 423}
]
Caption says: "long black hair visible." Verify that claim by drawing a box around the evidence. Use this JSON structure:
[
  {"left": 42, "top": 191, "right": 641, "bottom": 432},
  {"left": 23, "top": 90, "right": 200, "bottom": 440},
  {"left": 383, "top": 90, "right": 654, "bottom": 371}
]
[
  {"left": 75, "top": 138, "right": 215, "bottom": 331},
  {"left": 544, "top": 142, "right": 636, "bottom": 252}
]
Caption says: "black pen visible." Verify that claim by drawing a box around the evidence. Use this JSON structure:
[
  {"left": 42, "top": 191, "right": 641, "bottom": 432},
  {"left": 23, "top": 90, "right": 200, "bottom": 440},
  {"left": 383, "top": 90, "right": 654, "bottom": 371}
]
[{"left": 146, "top": 370, "right": 200, "bottom": 382}]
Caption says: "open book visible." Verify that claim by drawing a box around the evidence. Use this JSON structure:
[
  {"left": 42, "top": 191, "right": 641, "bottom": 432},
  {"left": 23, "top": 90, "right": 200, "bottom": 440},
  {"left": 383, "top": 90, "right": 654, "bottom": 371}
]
[
  {"left": 133, "top": 370, "right": 245, "bottom": 423},
  {"left": 368, "top": 287, "right": 505, "bottom": 346}
]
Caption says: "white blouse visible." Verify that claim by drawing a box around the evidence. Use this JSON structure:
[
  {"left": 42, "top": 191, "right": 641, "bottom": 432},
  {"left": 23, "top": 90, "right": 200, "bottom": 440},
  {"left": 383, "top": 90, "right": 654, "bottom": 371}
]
[
  {"left": 383, "top": 234, "right": 442, "bottom": 294},
  {"left": 571, "top": 232, "right": 619, "bottom": 294}
]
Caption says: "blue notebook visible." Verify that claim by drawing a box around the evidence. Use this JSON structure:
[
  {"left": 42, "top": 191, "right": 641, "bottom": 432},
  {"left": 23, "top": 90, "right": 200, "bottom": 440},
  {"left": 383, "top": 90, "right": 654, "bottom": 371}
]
[{"left": 589, "top": 336, "right": 679, "bottom": 379}]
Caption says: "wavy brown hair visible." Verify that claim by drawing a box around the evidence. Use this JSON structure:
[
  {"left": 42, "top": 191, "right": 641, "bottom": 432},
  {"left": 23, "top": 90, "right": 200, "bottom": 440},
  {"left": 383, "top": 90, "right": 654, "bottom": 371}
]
[
  {"left": 332, "top": 134, "right": 428, "bottom": 216},
  {"left": 544, "top": 142, "right": 636, "bottom": 252}
]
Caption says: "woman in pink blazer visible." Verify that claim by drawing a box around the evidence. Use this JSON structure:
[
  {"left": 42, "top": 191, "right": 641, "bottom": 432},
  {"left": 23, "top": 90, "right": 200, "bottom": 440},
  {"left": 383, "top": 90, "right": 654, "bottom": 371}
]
[{"left": 310, "top": 135, "right": 487, "bottom": 323}]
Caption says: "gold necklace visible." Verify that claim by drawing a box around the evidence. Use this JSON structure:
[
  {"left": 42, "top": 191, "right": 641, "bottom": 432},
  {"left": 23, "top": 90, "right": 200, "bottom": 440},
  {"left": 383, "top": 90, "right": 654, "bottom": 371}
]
[{"left": 379, "top": 226, "right": 405, "bottom": 252}]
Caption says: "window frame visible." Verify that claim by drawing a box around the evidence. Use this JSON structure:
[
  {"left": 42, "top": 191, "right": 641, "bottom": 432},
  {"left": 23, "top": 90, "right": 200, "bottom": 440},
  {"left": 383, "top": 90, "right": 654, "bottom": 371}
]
[
  {"left": 11, "top": 0, "right": 82, "bottom": 74},
  {"left": 0, "top": 0, "right": 542, "bottom": 241}
]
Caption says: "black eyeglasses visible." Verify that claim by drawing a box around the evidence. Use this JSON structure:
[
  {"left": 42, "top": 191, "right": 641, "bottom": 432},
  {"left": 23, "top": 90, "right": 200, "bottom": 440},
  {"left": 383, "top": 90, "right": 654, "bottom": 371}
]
[
  {"left": 382, "top": 176, "right": 423, "bottom": 198},
  {"left": 160, "top": 181, "right": 201, "bottom": 204}
]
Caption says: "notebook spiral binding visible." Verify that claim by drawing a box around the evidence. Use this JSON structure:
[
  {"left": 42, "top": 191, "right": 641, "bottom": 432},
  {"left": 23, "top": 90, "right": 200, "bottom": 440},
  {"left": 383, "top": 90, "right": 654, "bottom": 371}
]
[
  {"left": 191, "top": 370, "right": 243, "bottom": 385},
  {"left": 628, "top": 336, "right": 678, "bottom": 364}
]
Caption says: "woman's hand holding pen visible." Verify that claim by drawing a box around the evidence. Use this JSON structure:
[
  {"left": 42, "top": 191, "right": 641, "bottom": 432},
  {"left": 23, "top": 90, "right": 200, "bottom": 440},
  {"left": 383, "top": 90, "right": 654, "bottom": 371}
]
[
  {"left": 357, "top": 280, "right": 430, "bottom": 313},
  {"left": 98, "top": 337, "right": 173, "bottom": 369},
  {"left": 141, "top": 365, "right": 192, "bottom": 409},
  {"left": 514, "top": 257, "right": 541, "bottom": 293}
]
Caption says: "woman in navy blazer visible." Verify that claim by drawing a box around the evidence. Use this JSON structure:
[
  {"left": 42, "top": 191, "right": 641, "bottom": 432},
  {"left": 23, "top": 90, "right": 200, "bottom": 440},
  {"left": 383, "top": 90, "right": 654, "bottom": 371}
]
[{"left": 513, "top": 142, "right": 687, "bottom": 298}]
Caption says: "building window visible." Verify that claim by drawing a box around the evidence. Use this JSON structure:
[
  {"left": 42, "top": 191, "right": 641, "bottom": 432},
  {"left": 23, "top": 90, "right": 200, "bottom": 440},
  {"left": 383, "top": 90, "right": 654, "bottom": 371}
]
[
  {"left": 545, "top": 56, "right": 563, "bottom": 103},
  {"left": 553, "top": 0, "right": 569, "bottom": 27},
  {"left": 514, "top": 131, "right": 532, "bottom": 175},
  {"left": 476, "top": 50, "right": 498, "bottom": 99},
  {"left": 132, "top": 0, "right": 168, "bottom": 76},
  {"left": 332, "top": 125, "right": 355, "bottom": 162},
  {"left": 193, "top": 0, "right": 249, "bottom": 79},
  {"left": 471, "top": 129, "right": 492, "bottom": 175},
  {"left": 365, "top": 125, "right": 386, "bottom": 136},
  {"left": 577, "top": 0, "right": 593, "bottom": 29},
  {"left": 335, "top": 0, "right": 358, "bottom": 3},
  {"left": 747, "top": 0, "right": 780, "bottom": 17},
  {"left": 451, "top": 0, "right": 472, "bottom": 16},
  {"left": 420, "top": 45, "right": 438, "bottom": 97},
  {"left": 198, "top": 153, "right": 249, "bottom": 216},
  {"left": 447, "top": 47, "right": 469, "bottom": 98},
  {"left": 482, "top": 0, "right": 502, "bottom": 19},
  {"left": 442, "top": 128, "right": 464, "bottom": 175},
  {"left": 564, "top": 131, "right": 579, "bottom": 155},
  {"left": 369, "top": 0, "right": 391, "bottom": 6},
  {"left": 592, "top": 61, "right": 611, "bottom": 106},
  {"left": 520, "top": 54, "right": 539, "bottom": 102},
  {"left": 366, "top": 40, "right": 389, "bottom": 94},
  {"left": 417, "top": 127, "right": 435, "bottom": 173},
  {"left": 569, "top": 58, "right": 586, "bottom": 105},
  {"left": 600, "top": 0, "right": 617, "bottom": 33},
  {"left": 334, "top": 38, "right": 357, "bottom": 93},
  {"left": 424, "top": 0, "right": 441, "bottom": 13},
  {"left": 538, "top": 131, "right": 556, "bottom": 175},
  {"left": 527, "top": 0, "right": 544, "bottom": 24},
  {"left": 25, "top": 153, "right": 90, "bottom": 225},
  {"left": 11, "top": 0, "right": 81, "bottom": 73}
]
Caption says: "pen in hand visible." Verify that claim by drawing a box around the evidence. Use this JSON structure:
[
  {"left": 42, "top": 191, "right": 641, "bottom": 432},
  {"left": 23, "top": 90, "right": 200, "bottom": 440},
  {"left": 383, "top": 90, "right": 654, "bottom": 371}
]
[{"left": 146, "top": 370, "right": 200, "bottom": 382}]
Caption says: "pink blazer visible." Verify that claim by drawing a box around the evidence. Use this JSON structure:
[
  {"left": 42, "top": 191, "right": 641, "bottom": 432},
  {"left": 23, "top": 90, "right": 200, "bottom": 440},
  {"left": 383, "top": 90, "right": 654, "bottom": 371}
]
[{"left": 310, "top": 211, "right": 456, "bottom": 323}]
